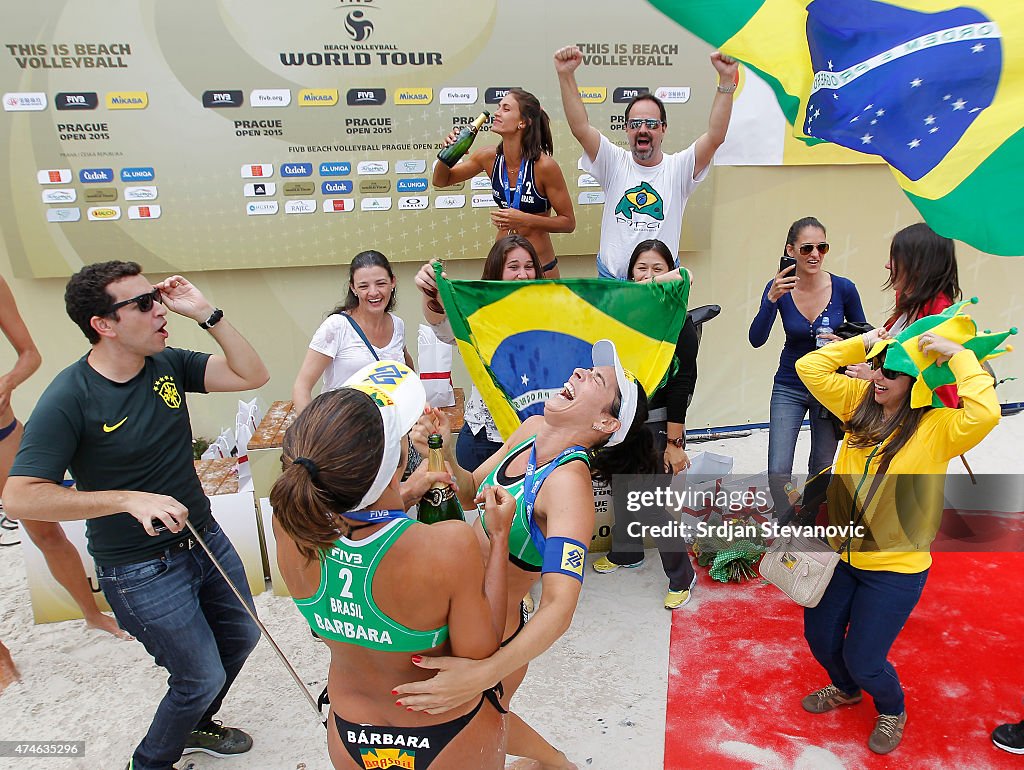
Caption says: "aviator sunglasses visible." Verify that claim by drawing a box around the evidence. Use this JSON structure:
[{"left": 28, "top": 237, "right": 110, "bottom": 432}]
[
  {"left": 797, "top": 242, "right": 830, "bottom": 256},
  {"left": 107, "top": 288, "right": 163, "bottom": 315},
  {"left": 626, "top": 118, "right": 665, "bottom": 130}
]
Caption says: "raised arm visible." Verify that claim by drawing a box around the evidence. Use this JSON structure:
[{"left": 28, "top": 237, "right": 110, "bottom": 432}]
[
  {"left": 155, "top": 276, "right": 269, "bottom": 393},
  {"left": 432, "top": 144, "right": 495, "bottom": 189},
  {"left": 749, "top": 280, "right": 783, "bottom": 348},
  {"left": 0, "top": 276, "right": 41, "bottom": 415},
  {"left": 554, "top": 46, "right": 601, "bottom": 163},
  {"left": 796, "top": 332, "right": 877, "bottom": 421},
  {"left": 916, "top": 335, "right": 1001, "bottom": 457},
  {"left": 693, "top": 52, "right": 739, "bottom": 178}
]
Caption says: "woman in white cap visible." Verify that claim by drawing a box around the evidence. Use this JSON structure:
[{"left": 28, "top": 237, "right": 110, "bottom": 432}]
[
  {"left": 397, "top": 340, "right": 659, "bottom": 770},
  {"left": 271, "top": 361, "right": 516, "bottom": 770}
]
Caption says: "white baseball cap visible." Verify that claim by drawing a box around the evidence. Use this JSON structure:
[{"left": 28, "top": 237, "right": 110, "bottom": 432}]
[
  {"left": 342, "top": 360, "right": 426, "bottom": 510},
  {"left": 592, "top": 339, "right": 638, "bottom": 447}
]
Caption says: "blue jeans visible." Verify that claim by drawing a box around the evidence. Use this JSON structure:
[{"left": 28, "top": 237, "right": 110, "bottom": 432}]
[
  {"left": 98, "top": 523, "right": 260, "bottom": 770},
  {"left": 804, "top": 560, "right": 929, "bottom": 716},
  {"left": 455, "top": 423, "right": 503, "bottom": 474},
  {"left": 767, "top": 381, "right": 839, "bottom": 523}
]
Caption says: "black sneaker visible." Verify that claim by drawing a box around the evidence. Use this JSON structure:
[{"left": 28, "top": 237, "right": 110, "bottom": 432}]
[
  {"left": 182, "top": 720, "right": 253, "bottom": 757},
  {"left": 992, "top": 719, "right": 1024, "bottom": 755}
]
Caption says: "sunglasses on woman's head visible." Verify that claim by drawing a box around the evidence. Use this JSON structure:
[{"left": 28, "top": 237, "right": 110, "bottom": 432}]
[
  {"left": 107, "top": 288, "right": 162, "bottom": 315},
  {"left": 798, "top": 242, "right": 830, "bottom": 256}
]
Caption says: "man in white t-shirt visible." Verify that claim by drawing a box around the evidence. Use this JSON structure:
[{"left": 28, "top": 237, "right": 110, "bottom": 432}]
[{"left": 555, "top": 45, "right": 739, "bottom": 280}]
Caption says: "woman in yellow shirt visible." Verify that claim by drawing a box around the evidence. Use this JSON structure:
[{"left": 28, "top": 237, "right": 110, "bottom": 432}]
[{"left": 794, "top": 318, "right": 1003, "bottom": 756}]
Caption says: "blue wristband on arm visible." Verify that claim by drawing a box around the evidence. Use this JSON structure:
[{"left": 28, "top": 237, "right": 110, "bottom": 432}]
[{"left": 541, "top": 536, "right": 588, "bottom": 583}]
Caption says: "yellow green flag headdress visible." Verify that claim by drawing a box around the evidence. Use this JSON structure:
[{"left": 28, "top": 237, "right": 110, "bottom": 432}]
[{"left": 865, "top": 298, "right": 1016, "bottom": 409}]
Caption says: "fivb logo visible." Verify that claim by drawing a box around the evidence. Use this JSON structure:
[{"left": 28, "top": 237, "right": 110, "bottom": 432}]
[
  {"left": 241, "top": 164, "right": 274, "bottom": 178},
  {"left": 485, "top": 87, "right": 518, "bottom": 104},
  {"left": 613, "top": 87, "right": 650, "bottom": 104},
  {"left": 439, "top": 87, "right": 478, "bottom": 105},
  {"left": 202, "top": 90, "right": 243, "bottom": 108},
  {"left": 55, "top": 92, "right": 99, "bottom": 110},
  {"left": 346, "top": 88, "right": 386, "bottom": 106}
]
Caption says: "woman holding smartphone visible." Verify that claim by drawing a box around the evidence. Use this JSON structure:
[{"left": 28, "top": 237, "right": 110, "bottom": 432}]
[{"left": 748, "top": 217, "right": 867, "bottom": 524}]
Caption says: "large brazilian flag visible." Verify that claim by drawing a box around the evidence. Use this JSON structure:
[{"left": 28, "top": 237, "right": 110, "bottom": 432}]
[
  {"left": 435, "top": 267, "right": 689, "bottom": 439},
  {"left": 650, "top": 0, "right": 1024, "bottom": 256}
]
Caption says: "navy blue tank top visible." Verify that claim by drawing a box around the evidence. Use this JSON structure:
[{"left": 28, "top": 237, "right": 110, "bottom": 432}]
[{"left": 490, "top": 151, "right": 550, "bottom": 215}]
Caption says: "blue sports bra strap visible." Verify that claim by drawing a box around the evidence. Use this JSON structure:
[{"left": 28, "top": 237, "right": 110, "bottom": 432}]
[
  {"left": 341, "top": 509, "right": 408, "bottom": 524},
  {"left": 523, "top": 443, "right": 588, "bottom": 555}
]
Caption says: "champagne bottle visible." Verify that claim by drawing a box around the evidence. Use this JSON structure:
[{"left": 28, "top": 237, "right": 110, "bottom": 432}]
[
  {"left": 418, "top": 434, "right": 464, "bottom": 523},
  {"left": 437, "top": 112, "right": 489, "bottom": 168}
]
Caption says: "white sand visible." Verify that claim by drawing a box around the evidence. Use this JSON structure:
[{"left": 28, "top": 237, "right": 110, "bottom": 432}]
[{"left": 0, "top": 413, "right": 1019, "bottom": 770}]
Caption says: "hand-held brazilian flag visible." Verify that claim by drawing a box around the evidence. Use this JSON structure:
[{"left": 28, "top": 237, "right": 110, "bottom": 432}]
[
  {"left": 435, "top": 265, "right": 689, "bottom": 439},
  {"left": 649, "top": 0, "right": 1024, "bottom": 256}
]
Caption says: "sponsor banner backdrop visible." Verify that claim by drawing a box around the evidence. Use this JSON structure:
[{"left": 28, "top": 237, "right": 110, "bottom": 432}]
[{"left": 0, "top": 0, "right": 722, "bottom": 277}]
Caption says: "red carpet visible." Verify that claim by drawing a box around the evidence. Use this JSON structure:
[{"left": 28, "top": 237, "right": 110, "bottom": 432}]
[{"left": 666, "top": 552, "right": 1024, "bottom": 769}]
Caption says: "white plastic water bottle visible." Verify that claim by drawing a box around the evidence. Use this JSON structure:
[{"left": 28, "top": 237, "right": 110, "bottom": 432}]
[{"left": 816, "top": 315, "right": 833, "bottom": 347}]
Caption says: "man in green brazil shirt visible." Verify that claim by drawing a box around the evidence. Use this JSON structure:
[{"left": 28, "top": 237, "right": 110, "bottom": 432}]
[{"left": 3, "top": 261, "right": 269, "bottom": 770}]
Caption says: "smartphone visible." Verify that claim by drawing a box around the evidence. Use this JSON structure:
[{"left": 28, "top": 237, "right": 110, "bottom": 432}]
[{"left": 779, "top": 255, "right": 797, "bottom": 275}]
